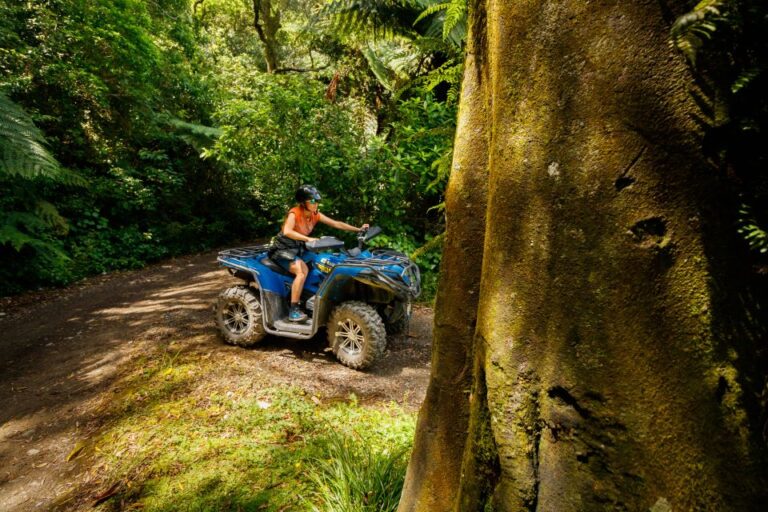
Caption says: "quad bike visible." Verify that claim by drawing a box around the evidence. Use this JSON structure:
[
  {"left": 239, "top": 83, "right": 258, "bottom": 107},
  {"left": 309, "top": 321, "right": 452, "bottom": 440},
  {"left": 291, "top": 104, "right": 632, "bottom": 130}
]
[{"left": 215, "top": 226, "right": 421, "bottom": 370}]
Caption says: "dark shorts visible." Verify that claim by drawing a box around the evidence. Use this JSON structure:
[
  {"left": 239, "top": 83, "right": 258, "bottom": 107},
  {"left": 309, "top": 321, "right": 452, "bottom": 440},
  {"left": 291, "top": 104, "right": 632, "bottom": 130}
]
[{"left": 273, "top": 255, "right": 297, "bottom": 273}]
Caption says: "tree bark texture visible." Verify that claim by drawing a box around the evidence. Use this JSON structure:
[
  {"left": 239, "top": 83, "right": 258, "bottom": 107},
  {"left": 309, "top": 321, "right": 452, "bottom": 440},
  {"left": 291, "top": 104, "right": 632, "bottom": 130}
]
[
  {"left": 399, "top": 1, "right": 768, "bottom": 511},
  {"left": 398, "top": 10, "right": 490, "bottom": 509}
]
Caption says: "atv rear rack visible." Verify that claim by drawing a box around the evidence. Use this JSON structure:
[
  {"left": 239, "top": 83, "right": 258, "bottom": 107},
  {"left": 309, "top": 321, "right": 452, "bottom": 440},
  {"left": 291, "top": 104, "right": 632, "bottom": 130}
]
[{"left": 217, "top": 244, "right": 271, "bottom": 262}]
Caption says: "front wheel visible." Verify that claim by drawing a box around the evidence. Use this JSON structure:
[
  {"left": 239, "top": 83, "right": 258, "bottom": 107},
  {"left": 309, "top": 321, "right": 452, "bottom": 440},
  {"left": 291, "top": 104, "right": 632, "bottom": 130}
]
[
  {"left": 215, "top": 286, "right": 267, "bottom": 347},
  {"left": 328, "top": 301, "right": 386, "bottom": 370}
]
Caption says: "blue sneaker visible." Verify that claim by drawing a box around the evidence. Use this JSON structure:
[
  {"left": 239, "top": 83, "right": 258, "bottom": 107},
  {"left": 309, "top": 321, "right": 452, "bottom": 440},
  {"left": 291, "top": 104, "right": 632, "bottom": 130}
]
[{"left": 288, "top": 306, "right": 307, "bottom": 322}]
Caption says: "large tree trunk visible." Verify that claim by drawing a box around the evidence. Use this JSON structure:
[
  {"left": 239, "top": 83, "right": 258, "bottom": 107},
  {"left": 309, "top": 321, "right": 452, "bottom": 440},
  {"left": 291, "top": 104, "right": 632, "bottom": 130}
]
[{"left": 399, "top": 0, "right": 768, "bottom": 510}]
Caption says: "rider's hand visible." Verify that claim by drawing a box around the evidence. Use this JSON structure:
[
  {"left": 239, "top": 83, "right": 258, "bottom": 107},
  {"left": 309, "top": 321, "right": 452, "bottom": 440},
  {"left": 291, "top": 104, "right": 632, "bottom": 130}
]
[
  {"left": 306, "top": 237, "right": 319, "bottom": 242},
  {"left": 359, "top": 224, "right": 370, "bottom": 232}
]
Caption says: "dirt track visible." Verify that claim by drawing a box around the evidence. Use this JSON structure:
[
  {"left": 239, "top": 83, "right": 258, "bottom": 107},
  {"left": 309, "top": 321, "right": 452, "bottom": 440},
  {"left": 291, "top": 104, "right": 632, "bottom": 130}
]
[{"left": 0, "top": 251, "right": 432, "bottom": 511}]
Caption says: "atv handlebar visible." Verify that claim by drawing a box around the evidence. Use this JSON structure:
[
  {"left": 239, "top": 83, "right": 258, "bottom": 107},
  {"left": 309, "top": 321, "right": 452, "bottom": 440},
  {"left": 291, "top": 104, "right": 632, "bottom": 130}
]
[
  {"left": 357, "top": 225, "right": 382, "bottom": 249},
  {"left": 358, "top": 225, "right": 382, "bottom": 241}
]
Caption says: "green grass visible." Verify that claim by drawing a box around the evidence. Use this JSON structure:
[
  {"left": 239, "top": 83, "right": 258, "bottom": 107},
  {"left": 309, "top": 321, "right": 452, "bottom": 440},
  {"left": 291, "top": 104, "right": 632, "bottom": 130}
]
[
  {"left": 304, "top": 434, "right": 410, "bottom": 512},
  {"left": 65, "top": 346, "right": 416, "bottom": 512}
]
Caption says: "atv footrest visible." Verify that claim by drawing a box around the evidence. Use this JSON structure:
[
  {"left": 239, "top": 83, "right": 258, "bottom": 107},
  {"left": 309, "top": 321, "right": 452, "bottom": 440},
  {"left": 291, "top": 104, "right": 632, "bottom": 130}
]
[{"left": 273, "top": 318, "right": 313, "bottom": 335}]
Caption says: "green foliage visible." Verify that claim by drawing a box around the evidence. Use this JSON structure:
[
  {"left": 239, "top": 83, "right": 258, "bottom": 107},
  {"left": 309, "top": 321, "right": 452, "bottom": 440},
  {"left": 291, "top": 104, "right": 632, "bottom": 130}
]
[
  {"left": 305, "top": 433, "right": 410, "bottom": 512},
  {"left": 738, "top": 202, "right": 768, "bottom": 254},
  {"left": 209, "top": 74, "right": 366, "bottom": 221},
  {"left": 671, "top": 0, "right": 726, "bottom": 66},
  {"left": 209, "top": 73, "right": 454, "bottom": 243},
  {"left": 0, "top": 92, "right": 85, "bottom": 293},
  {"left": 671, "top": 0, "right": 768, "bottom": 258},
  {"left": 414, "top": 0, "right": 467, "bottom": 44},
  {"left": 324, "top": 0, "right": 424, "bottom": 40},
  {"left": 0, "top": 0, "right": 259, "bottom": 294},
  {"left": 164, "top": 116, "right": 223, "bottom": 153},
  {"left": 0, "top": 0, "right": 461, "bottom": 296},
  {"left": 0, "top": 93, "right": 73, "bottom": 183}
]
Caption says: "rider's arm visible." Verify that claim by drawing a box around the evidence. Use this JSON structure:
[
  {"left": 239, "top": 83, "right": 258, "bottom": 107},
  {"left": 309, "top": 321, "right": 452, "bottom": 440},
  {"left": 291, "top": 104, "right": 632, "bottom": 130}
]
[
  {"left": 318, "top": 213, "right": 368, "bottom": 232},
  {"left": 282, "top": 212, "right": 317, "bottom": 242}
]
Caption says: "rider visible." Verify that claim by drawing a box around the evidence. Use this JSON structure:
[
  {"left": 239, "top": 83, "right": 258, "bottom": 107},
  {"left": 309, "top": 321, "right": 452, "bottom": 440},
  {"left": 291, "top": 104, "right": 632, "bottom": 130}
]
[{"left": 272, "top": 185, "right": 369, "bottom": 322}]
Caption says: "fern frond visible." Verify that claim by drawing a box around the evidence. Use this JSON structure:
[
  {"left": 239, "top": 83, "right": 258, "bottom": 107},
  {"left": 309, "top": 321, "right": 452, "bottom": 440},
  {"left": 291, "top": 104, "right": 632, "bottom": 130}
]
[
  {"left": 670, "top": 0, "right": 728, "bottom": 65},
  {"left": 0, "top": 210, "right": 70, "bottom": 258},
  {"left": 415, "top": 58, "right": 463, "bottom": 102},
  {"left": 413, "top": 0, "right": 466, "bottom": 47},
  {"left": 442, "top": 0, "right": 466, "bottom": 41},
  {"left": 164, "top": 116, "right": 222, "bottom": 152},
  {"left": 0, "top": 92, "right": 67, "bottom": 182},
  {"left": 413, "top": 2, "right": 450, "bottom": 25},
  {"left": 167, "top": 117, "right": 223, "bottom": 138},
  {"left": 363, "top": 46, "right": 398, "bottom": 91},
  {"left": 732, "top": 68, "right": 761, "bottom": 94},
  {"left": 362, "top": 41, "right": 425, "bottom": 93},
  {"left": 323, "top": 0, "right": 422, "bottom": 40},
  {"left": 738, "top": 201, "right": 768, "bottom": 254},
  {"left": 34, "top": 200, "right": 69, "bottom": 233},
  {"left": 427, "top": 143, "right": 453, "bottom": 191},
  {"left": 0, "top": 223, "right": 38, "bottom": 251}
]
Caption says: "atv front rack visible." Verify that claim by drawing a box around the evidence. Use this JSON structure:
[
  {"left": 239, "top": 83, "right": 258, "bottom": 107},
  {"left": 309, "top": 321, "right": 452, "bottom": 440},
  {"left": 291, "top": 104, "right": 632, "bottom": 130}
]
[{"left": 341, "top": 250, "right": 421, "bottom": 299}]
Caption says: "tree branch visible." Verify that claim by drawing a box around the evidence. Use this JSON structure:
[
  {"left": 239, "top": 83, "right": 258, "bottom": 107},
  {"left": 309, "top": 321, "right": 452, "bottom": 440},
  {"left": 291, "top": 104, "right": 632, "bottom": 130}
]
[
  {"left": 252, "top": 0, "right": 279, "bottom": 73},
  {"left": 274, "top": 64, "right": 331, "bottom": 74}
]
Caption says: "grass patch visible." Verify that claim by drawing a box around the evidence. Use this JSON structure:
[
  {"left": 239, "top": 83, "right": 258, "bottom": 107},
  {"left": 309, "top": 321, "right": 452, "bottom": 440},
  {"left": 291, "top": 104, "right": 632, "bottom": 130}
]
[
  {"left": 304, "top": 433, "right": 410, "bottom": 512},
  {"left": 63, "top": 345, "right": 415, "bottom": 511}
]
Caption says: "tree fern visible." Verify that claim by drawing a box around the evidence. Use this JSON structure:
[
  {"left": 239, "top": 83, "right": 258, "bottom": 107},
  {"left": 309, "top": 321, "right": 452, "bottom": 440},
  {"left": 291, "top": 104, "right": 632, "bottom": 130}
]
[
  {"left": 0, "top": 92, "right": 81, "bottom": 265},
  {"left": 323, "top": 0, "right": 423, "bottom": 40}
]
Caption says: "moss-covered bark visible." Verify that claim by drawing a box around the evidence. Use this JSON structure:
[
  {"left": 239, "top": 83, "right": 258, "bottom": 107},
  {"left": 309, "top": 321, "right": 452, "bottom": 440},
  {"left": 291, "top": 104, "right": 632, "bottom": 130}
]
[
  {"left": 400, "top": 0, "right": 768, "bottom": 510},
  {"left": 397, "top": 1, "right": 490, "bottom": 508}
]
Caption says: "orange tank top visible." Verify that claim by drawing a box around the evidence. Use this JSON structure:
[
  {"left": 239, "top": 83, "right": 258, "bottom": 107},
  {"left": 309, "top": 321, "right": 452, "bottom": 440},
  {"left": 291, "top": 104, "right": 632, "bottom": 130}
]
[{"left": 285, "top": 206, "right": 319, "bottom": 236}]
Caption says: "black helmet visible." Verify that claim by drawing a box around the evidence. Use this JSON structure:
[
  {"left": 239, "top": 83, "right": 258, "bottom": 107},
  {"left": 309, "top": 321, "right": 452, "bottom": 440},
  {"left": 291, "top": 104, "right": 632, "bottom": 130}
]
[{"left": 295, "top": 184, "right": 321, "bottom": 203}]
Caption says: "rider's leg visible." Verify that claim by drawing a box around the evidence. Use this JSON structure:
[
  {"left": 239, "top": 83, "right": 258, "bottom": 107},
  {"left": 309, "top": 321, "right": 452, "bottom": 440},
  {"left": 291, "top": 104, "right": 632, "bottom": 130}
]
[
  {"left": 289, "top": 259, "right": 308, "bottom": 303},
  {"left": 288, "top": 259, "right": 309, "bottom": 321}
]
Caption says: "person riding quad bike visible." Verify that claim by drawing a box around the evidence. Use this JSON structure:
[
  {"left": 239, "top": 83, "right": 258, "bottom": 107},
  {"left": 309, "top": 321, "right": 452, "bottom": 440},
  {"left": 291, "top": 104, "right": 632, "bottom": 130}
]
[{"left": 269, "top": 185, "right": 369, "bottom": 322}]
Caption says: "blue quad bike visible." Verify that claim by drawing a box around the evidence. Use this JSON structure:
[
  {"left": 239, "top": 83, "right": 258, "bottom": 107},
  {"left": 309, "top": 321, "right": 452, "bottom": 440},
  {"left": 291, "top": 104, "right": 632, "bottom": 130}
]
[{"left": 215, "top": 226, "right": 421, "bottom": 370}]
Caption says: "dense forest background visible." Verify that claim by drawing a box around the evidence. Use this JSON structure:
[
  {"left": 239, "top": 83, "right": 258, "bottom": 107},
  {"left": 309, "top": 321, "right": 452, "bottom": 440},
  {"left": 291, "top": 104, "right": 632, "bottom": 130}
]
[
  {"left": 1, "top": 0, "right": 767, "bottom": 299},
  {"left": 0, "top": 0, "right": 466, "bottom": 296}
]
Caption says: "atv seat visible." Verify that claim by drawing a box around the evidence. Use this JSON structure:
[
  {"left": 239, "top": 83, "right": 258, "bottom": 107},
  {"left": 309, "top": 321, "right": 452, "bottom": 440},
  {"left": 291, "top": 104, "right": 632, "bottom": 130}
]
[{"left": 261, "top": 257, "right": 294, "bottom": 277}]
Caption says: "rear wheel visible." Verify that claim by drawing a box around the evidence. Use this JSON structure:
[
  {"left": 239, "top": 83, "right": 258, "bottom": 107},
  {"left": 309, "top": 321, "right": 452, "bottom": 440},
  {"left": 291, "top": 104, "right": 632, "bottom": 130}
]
[
  {"left": 328, "top": 301, "right": 386, "bottom": 370},
  {"left": 215, "top": 286, "right": 266, "bottom": 346}
]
